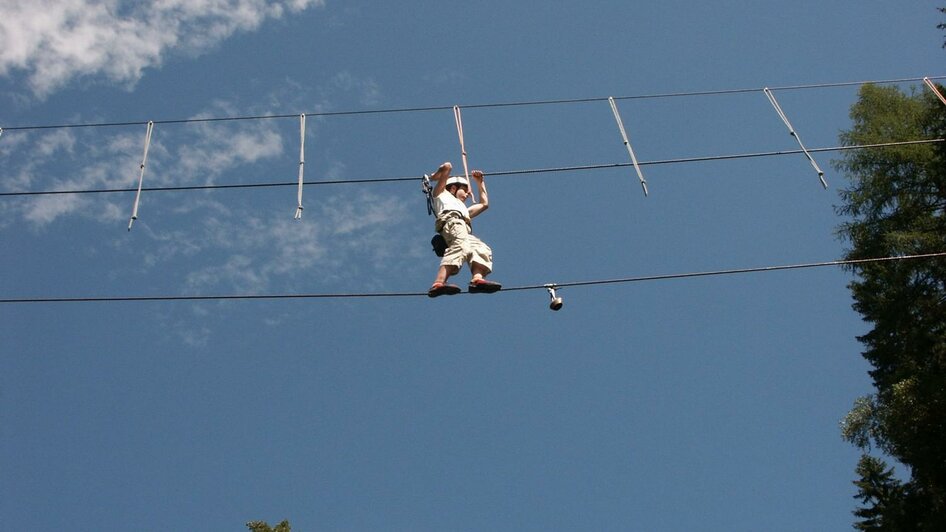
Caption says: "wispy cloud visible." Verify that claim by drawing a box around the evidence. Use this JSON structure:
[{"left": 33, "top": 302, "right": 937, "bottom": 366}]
[
  {"left": 182, "top": 188, "right": 410, "bottom": 294},
  {"left": 0, "top": 73, "right": 412, "bottom": 299},
  {"left": 174, "top": 116, "right": 286, "bottom": 185},
  {"left": 0, "top": 0, "right": 325, "bottom": 97},
  {"left": 3, "top": 111, "right": 287, "bottom": 226},
  {"left": 331, "top": 71, "right": 382, "bottom": 106}
]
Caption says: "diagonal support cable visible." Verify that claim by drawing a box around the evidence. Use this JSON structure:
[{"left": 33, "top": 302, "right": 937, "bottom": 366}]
[
  {"left": 453, "top": 105, "right": 476, "bottom": 203},
  {"left": 294, "top": 114, "right": 306, "bottom": 220},
  {"left": 608, "top": 97, "right": 649, "bottom": 196},
  {"left": 924, "top": 77, "right": 946, "bottom": 106},
  {"left": 763, "top": 87, "right": 827, "bottom": 189},
  {"left": 127, "top": 121, "right": 154, "bottom": 231}
]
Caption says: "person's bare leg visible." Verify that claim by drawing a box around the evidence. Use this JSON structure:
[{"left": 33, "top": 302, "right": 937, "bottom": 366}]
[
  {"left": 468, "top": 262, "right": 501, "bottom": 293},
  {"left": 433, "top": 264, "right": 459, "bottom": 285},
  {"left": 470, "top": 262, "right": 489, "bottom": 282}
]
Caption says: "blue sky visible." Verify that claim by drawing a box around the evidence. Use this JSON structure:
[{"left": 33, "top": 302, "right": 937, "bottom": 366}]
[{"left": 1, "top": 1, "right": 944, "bottom": 530}]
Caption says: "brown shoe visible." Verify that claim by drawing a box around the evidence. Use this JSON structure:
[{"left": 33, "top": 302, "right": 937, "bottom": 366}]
[
  {"left": 428, "top": 282, "right": 462, "bottom": 298},
  {"left": 468, "top": 279, "right": 502, "bottom": 293}
]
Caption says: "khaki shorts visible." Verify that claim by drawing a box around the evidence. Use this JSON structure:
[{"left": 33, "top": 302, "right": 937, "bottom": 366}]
[{"left": 439, "top": 216, "right": 493, "bottom": 273}]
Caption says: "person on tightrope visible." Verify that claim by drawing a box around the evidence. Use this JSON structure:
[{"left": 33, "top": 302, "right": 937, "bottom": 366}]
[{"left": 427, "top": 161, "right": 501, "bottom": 297}]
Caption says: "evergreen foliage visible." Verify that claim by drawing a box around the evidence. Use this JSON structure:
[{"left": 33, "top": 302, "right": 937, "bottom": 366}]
[
  {"left": 939, "top": 7, "right": 946, "bottom": 48},
  {"left": 246, "top": 520, "right": 291, "bottom": 532},
  {"left": 836, "top": 83, "right": 946, "bottom": 530}
]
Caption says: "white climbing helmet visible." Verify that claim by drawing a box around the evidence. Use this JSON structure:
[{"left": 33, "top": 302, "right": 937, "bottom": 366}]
[{"left": 445, "top": 175, "right": 469, "bottom": 189}]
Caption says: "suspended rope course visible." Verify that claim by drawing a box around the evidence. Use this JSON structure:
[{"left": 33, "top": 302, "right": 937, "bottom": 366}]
[
  {"left": 0, "top": 75, "right": 943, "bottom": 206},
  {"left": 2, "top": 76, "right": 946, "bottom": 309}
]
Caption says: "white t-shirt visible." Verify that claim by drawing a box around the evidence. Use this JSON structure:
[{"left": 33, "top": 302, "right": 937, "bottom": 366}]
[{"left": 433, "top": 190, "right": 470, "bottom": 222}]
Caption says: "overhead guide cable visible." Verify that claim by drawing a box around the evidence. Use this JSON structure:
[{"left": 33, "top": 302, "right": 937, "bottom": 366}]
[
  {"left": 1, "top": 76, "right": 944, "bottom": 132},
  {"left": 1, "top": 138, "right": 941, "bottom": 198}
]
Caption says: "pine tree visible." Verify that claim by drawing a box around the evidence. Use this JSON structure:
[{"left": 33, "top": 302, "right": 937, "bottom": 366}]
[
  {"left": 246, "top": 519, "right": 291, "bottom": 532},
  {"left": 836, "top": 83, "right": 946, "bottom": 530},
  {"left": 852, "top": 455, "right": 906, "bottom": 530}
]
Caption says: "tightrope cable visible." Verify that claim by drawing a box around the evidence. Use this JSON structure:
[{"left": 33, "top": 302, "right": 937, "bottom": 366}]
[
  {"left": 2, "top": 252, "right": 943, "bottom": 304},
  {"left": 502, "top": 252, "right": 946, "bottom": 292}
]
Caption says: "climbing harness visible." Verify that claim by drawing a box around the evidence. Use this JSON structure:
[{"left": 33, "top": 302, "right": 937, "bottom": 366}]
[{"left": 422, "top": 173, "right": 447, "bottom": 256}]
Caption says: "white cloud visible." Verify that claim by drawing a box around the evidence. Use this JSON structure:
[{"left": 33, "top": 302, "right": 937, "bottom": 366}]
[
  {"left": 0, "top": 77, "right": 416, "bottom": 299},
  {"left": 23, "top": 193, "right": 88, "bottom": 225},
  {"left": 331, "top": 71, "right": 381, "bottom": 106},
  {"left": 178, "top": 188, "right": 411, "bottom": 294},
  {"left": 0, "top": 0, "right": 325, "bottom": 97},
  {"left": 5, "top": 110, "right": 287, "bottom": 226},
  {"left": 176, "top": 121, "right": 285, "bottom": 183}
]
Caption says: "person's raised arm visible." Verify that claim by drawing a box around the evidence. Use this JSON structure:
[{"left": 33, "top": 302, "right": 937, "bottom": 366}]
[
  {"left": 430, "top": 162, "right": 452, "bottom": 197},
  {"left": 468, "top": 170, "right": 489, "bottom": 219}
]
